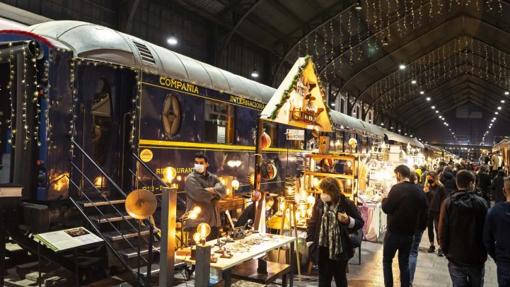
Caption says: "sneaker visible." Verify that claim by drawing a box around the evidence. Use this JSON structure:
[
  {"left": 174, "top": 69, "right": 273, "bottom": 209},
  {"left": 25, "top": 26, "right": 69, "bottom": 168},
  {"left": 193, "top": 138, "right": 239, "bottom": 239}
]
[
  {"left": 428, "top": 245, "right": 436, "bottom": 253},
  {"left": 438, "top": 249, "right": 444, "bottom": 257}
]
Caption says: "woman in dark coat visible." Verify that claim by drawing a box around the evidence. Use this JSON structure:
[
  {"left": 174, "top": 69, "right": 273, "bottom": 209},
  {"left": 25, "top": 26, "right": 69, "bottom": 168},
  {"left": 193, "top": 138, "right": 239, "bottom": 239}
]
[{"left": 306, "top": 177, "right": 364, "bottom": 287}]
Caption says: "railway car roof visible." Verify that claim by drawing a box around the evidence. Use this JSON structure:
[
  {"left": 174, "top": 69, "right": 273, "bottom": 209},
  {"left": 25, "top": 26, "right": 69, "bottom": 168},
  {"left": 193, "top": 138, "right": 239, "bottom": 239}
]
[{"left": 28, "top": 20, "right": 275, "bottom": 104}]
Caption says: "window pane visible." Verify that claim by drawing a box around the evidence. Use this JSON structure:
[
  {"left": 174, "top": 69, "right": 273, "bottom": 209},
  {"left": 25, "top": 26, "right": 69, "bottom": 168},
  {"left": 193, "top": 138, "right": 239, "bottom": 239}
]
[{"left": 204, "top": 100, "right": 229, "bottom": 144}]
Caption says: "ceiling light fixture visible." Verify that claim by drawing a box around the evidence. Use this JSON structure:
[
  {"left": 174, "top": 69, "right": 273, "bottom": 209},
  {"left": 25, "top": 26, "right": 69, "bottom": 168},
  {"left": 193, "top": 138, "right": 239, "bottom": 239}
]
[
  {"left": 399, "top": 64, "right": 407, "bottom": 70},
  {"left": 166, "top": 35, "right": 178, "bottom": 46},
  {"left": 497, "top": 106, "right": 502, "bottom": 110},
  {"left": 505, "top": 91, "right": 509, "bottom": 95},
  {"left": 250, "top": 70, "right": 259, "bottom": 78},
  {"left": 354, "top": 1, "right": 363, "bottom": 10},
  {"left": 411, "top": 80, "right": 417, "bottom": 84},
  {"left": 431, "top": 106, "right": 436, "bottom": 109},
  {"left": 501, "top": 100, "right": 506, "bottom": 103}
]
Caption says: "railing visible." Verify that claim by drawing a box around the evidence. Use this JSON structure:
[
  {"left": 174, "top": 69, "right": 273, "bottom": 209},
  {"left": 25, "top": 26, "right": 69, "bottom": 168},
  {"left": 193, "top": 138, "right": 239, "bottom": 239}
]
[
  {"left": 69, "top": 139, "right": 154, "bottom": 286},
  {"left": 129, "top": 153, "right": 186, "bottom": 247}
]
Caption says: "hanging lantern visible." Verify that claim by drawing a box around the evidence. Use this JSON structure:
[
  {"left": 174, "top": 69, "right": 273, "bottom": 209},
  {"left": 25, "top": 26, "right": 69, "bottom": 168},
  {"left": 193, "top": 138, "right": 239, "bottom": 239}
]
[{"left": 259, "top": 131, "right": 272, "bottom": 150}]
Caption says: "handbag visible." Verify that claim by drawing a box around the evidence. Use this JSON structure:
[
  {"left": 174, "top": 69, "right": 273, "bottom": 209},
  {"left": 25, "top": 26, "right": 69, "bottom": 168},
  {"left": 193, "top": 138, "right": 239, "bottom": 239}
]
[{"left": 349, "top": 228, "right": 363, "bottom": 248}]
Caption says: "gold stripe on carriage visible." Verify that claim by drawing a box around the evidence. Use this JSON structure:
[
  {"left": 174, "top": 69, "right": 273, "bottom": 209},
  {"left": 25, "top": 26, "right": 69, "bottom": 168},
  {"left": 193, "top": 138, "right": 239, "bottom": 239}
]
[{"left": 138, "top": 139, "right": 303, "bottom": 153}]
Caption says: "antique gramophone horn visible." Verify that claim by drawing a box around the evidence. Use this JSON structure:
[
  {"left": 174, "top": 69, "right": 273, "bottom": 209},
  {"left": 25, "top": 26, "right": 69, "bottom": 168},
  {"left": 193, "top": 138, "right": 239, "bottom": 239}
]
[{"left": 125, "top": 189, "right": 157, "bottom": 220}]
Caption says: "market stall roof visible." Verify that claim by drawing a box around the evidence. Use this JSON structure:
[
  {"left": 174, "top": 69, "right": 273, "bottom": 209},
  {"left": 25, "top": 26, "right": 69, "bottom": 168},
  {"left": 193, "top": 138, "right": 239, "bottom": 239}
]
[
  {"left": 493, "top": 138, "right": 510, "bottom": 151},
  {"left": 330, "top": 111, "right": 363, "bottom": 132},
  {"left": 260, "top": 56, "right": 332, "bottom": 132},
  {"left": 27, "top": 20, "right": 275, "bottom": 105},
  {"left": 385, "top": 131, "right": 412, "bottom": 145},
  {"left": 411, "top": 138, "right": 425, "bottom": 149}
]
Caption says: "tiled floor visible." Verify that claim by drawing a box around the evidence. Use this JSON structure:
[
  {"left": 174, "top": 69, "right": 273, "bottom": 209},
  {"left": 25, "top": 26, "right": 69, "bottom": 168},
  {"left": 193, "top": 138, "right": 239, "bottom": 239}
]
[{"left": 176, "top": 231, "right": 498, "bottom": 287}]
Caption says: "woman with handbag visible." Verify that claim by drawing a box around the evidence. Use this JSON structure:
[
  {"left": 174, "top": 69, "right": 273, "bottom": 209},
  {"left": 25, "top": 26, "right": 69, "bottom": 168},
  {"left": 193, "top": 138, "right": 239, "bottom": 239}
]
[{"left": 307, "top": 177, "right": 364, "bottom": 287}]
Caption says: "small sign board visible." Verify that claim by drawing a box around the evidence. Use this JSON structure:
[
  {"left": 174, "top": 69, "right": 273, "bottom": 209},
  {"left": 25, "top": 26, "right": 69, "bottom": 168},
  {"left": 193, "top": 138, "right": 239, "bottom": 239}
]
[
  {"left": 286, "top": 129, "right": 305, "bottom": 140},
  {"left": 34, "top": 227, "right": 103, "bottom": 252}
]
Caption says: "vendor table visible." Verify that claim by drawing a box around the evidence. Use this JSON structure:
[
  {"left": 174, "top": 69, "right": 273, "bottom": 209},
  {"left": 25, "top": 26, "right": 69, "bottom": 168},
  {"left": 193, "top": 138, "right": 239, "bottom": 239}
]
[{"left": 176, "top": 233, "right": 295, "bottom": 286}]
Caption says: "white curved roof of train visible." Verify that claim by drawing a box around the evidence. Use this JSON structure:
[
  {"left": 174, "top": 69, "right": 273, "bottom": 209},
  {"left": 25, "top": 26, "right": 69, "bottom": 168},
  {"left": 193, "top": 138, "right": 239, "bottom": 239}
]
[
  {"left": 27, "top": 20, "right": 274, "bottom": 104},
  {"left": 22, "top": 20, "right": 422, "bottom": 147}
]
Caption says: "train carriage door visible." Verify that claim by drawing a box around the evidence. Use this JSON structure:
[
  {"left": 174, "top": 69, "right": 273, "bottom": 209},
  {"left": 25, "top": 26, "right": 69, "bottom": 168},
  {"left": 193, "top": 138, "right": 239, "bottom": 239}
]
[
  {"left": 0, "top": 42, "right": 40, "bottom": 199},
  {"left": 74, "top": 63, "right": 136, "bottom": 195}
]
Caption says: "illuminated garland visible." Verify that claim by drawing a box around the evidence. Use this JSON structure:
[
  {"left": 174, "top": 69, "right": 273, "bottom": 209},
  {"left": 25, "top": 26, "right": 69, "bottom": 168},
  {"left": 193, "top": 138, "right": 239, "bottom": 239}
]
[
  {"left": 21, "top": 48, "right": 30, "bottom": 148},
  {"left": 69, "top": 59, "right": 77, "bottom": 156},
  {"left": 42, "top": 54, "right": 53, "bottom": 149},
  {"left": 130, "top": 71, "right": 142, "bottom": 149},
  {"left": 68, "top": 57, "right": 140, "bottom": 152},
  {"left": 31, "top": 54, "right": 40, "bottom": 147},
  {"left": 7, "top": 46, "right": 15, "bottom": 147}
]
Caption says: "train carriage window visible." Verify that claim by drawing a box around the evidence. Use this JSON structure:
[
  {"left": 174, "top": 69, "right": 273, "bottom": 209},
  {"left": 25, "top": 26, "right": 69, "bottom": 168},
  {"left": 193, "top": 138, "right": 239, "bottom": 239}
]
[
  {"left": 91, "top": 78, "right": 113, "bottom": 166},
  {"left": 204, "top": 100, "right": 233, "bottom": 144}
]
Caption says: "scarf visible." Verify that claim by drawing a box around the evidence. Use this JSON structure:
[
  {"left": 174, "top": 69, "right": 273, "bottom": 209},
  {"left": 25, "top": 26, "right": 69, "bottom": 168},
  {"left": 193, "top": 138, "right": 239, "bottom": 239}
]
[{"left": 319, "top": 201, "right": 343, "bottom": 260}]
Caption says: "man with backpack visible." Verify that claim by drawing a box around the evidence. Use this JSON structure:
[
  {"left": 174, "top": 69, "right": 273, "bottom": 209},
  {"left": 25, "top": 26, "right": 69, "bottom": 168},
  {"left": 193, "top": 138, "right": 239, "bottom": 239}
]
[{"left": 439, "top": 170, "right": 489, "bottom": 287}]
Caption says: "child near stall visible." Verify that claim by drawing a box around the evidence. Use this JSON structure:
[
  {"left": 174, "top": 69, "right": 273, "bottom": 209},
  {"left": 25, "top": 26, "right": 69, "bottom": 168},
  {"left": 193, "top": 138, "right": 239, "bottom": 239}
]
[{"left": 307, "top": 177, "right": 364, "bottom": 287}]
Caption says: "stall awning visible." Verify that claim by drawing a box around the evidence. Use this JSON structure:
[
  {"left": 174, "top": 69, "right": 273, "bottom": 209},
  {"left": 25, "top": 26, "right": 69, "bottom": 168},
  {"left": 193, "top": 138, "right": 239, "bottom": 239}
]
[
  {"left": 411, "top": 138, "right": 424, "bottom": 149},
  {"left": 385, "top": 131, "right": 412, "bottom": 145},
  {"left": 330, "top": 111, "right": 384, "bottom": 138}
]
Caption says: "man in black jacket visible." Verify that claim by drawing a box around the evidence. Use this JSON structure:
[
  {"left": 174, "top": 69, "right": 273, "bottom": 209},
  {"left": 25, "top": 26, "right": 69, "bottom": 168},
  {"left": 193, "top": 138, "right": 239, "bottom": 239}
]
[
  {"left": 483, "top": 176, "right": 510, "bottom": 286},
  {"left": 439, "top": 170, "right": 488, "bottom": 287},
  {"left": 382, "top": 165, "right": 428, "bottom": 287}
]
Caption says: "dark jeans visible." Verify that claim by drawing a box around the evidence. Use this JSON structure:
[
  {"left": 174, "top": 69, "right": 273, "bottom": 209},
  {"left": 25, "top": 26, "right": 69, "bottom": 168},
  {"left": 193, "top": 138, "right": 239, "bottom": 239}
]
[
  {"left": 427, "top": 213, "right": 439, "bottom": 246},
  {"left": 448, "top": 262, "right": 484, "bottom": 287},
  {"left": 497, "top": 262, "right": 510, "bottom": 287},
  {"left": 318, "top": 246, "right": 348, "bottom": 287},
  {"left": 409, "top": 230, "right": 424, "bottom": 284},
  {"left": 383, "top": 231, "right": 413, "bottom": 287}
]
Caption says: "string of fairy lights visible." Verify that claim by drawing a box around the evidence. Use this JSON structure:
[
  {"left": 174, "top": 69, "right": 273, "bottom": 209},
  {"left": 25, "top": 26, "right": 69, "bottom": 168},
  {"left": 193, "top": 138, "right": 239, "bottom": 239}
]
[
  {"left": 284, "top": 0, "right": 504, "bottom": 82},
  {"left": 278, "top": 0, "right": 505, "bottom": 140}
]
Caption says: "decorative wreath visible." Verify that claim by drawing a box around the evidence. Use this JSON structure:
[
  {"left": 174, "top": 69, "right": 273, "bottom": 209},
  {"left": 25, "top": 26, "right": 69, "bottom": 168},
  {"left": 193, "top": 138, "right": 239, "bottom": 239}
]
[{"left": 162, "top": 94, "right": 181, "bottom": 138}]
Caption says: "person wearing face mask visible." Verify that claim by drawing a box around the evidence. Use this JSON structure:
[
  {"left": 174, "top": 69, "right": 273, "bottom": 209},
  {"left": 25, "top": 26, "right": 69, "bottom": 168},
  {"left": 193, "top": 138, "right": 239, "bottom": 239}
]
[
  {"left": 306, "top": 177, "right": 364, "bottom": 287},
  {"left": 382, "top": 165, "right": 428, "bottom": 287},
  {"left": 184, "top": 153, "right": 226, "bottom": 240},
  {"left": 423, "top": 171, "right": 446, "bottom": 256},
  {"left": 438, "top": 170, "right": 488, "bottom": 287}
]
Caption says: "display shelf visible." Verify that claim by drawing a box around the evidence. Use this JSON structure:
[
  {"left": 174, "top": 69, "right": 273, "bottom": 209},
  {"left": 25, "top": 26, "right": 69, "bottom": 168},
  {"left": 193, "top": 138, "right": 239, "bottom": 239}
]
[{"left": 303, "top": 171, "right": 354, "bottom": 180}]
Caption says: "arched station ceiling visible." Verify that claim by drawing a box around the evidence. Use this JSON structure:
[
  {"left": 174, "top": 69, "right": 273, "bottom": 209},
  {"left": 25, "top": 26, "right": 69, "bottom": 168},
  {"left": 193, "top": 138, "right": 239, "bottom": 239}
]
[{"left": 176, "top": 0, "right": 510, "bottom": 142}]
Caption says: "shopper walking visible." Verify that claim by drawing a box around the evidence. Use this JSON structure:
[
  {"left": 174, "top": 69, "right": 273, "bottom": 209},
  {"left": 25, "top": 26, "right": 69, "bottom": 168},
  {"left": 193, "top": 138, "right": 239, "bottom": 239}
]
[
  {"left": 382, "top": 165, "right": 428, "bottom": 287},
  {"left": 424, "top": 171, "right": 446, "bottom": 256},
  {"left": 491, "top": 170, "right": 506, "bottom": 203},
  {"left": 307, "top": 177, "right": 364, "bottom": 287},
  {"left": 439, "top": 170, "right": 489, "bottom": 287},
  {"left": 483, "top": 176, "right": 510, "bottom": 286},
  {"left": 408, "top": 172, "right": 429, "bottom": 286},
  {"left": 477, "top": 165, "right": 492, "bottom": 202},
  {"left": 440, "top": 166, "right": 457, "bottom": 195}
]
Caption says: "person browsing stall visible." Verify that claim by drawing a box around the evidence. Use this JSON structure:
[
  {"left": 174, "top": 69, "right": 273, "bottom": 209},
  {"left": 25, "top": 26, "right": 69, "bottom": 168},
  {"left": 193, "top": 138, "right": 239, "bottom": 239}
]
[
  {"left": 184, "top": 153, "right": 226, "bottom": 240},
  {"left": 307, "top": 177, "right": 364, "bottom": 287}
]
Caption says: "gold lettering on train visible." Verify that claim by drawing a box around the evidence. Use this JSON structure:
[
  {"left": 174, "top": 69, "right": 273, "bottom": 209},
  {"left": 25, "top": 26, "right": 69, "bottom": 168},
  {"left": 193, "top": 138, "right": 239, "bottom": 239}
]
[
  {"left": 159, "top": 76, "right": 200, "bottom": 95},
  {"left": 229, "top": 95, "right": 265, "bottom": 110}
]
